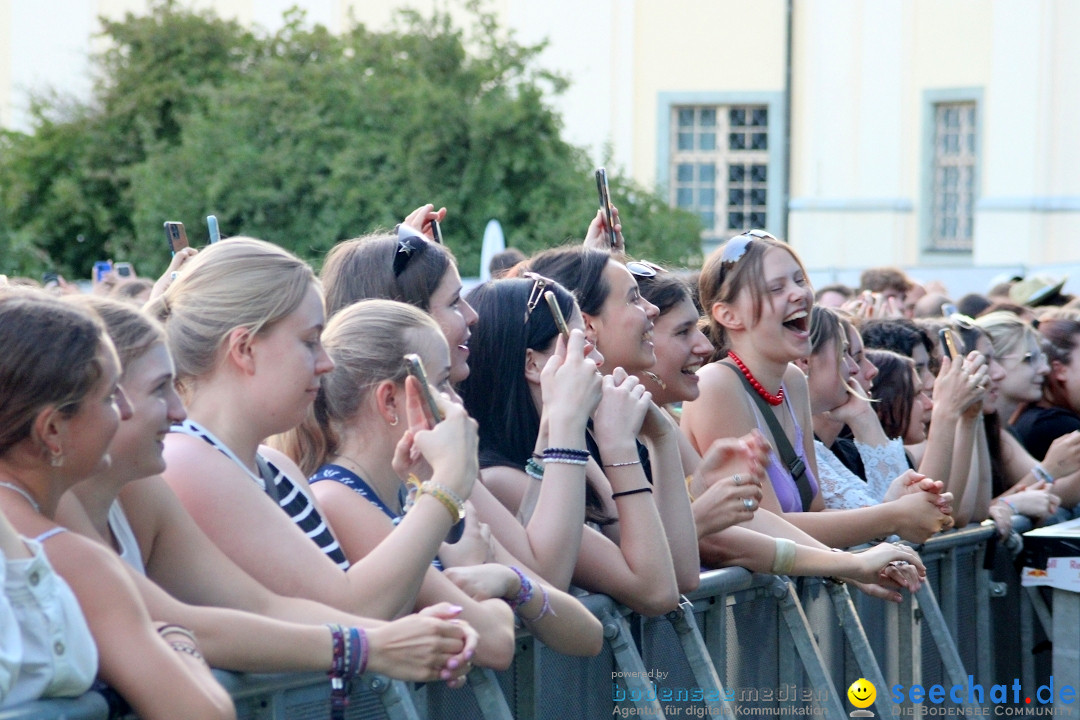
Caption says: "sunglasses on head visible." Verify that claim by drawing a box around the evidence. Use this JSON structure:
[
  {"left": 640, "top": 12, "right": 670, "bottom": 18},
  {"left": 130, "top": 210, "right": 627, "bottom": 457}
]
[
  {"left": 625, "top": 260, "right": 666, "bottom": 279},
  {"left": 523, "top": 271, "right": 554, "bottom": 324},
  {"left": 720, "top": 228, "right": 777, "bottom": 267},
  {"left": 393, "top": 224, "right": 430, "bottom": 277}
]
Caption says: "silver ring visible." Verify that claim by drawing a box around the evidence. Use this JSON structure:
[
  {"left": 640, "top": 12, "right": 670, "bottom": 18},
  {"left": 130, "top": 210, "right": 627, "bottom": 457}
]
[
  {"left": 743, "top": 498, "right": 755, "bottom": 510},
  {"left": 733, "top": 474, "right": 742, "bottom": 486},
  {"left": 170, "top": 271, "right": 178, "bottom": 280}
]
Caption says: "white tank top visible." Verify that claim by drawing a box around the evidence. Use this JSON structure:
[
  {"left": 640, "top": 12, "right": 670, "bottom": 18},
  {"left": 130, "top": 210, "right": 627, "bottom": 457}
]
[
  {"left": 1, "top": 535, "right": 98, "bottom": 707},
  {"left": 108, "top": 500, "right": 146, "bottom": 576}
]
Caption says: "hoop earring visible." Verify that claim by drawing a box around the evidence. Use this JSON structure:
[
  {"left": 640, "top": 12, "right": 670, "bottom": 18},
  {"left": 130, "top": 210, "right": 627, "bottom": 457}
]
[
  {"left": 50, "top": 448, "right": 64, "bottom": 467},
  {"left": 389, "top": 413, "right": 399, "bottom": 427}
]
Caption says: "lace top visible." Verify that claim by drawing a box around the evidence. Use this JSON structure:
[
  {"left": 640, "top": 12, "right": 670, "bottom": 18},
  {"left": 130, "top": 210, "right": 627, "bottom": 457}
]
[
  {"left": 814, "top": 438, "right": 911, "bottom": 509},
  {"left": 171, "top": 419, "right": 349, "bottom": 570}
]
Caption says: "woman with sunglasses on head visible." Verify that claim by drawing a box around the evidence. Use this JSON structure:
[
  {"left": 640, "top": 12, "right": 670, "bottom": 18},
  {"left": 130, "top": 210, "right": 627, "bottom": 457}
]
[
  {"left": 54, "top": 296, "right": 481, "bottom": 687},
  {"left": 1012, "top": 310, "right": 1080, "bottom": 466},
  {"left": 322, "top": 211, "right": 477, "bottom": 385},
  {"left": 628, "top": 271, "right": 925, "bottom": 598},
  {"left": 459, "top": 276, "right": 689, "bottom": 615},
  {"left": 918, "top": 319, "right": 1061, "bottom": 530},
  {"left": 524, "top": 247, "right": 700, "bottom": 595},
  {"left": 951, "top": 317, "right": 1077, "bottom": 528},
  {"left": 682, "top": 231, "right": 952, "bottom": 546},
  {"left": 153, "top": 238, "right": 485, "bottom": 677},
  {"left": 277, "top": 299, "right": 600, "bottom": 655},
  {"left": 321, "top": 219, "right": 622, "bottom": 599},
  {"left": 0, "top": 291, "right": 235, "bottom": 720}
]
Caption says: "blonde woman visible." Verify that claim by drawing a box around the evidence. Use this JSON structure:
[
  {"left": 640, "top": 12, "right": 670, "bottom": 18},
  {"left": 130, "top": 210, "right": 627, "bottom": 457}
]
[
  {"left": 0, "top": 292, "right": 234, "bottom": 720},
  {"left": 153, "top": 238, "right": 504, "bottom": 668},
  {"left": 280, "top": 299, "right": 602, "bottom": 656},
  {"left": 56, "top": 296, "right": 479, "bottom": 686}
]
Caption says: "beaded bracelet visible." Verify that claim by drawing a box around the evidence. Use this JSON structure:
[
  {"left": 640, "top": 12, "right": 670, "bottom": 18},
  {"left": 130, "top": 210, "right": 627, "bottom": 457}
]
[
  {"left": 543, "top": 447, "right": 590, "bottom": 461},
  {"left": 611, "top": 487, "right": 652, "bottom": 499},
  {"left": 170, "top": 642, "right": 206, "bottom": 664},
  {"left": 419, "top": 481, "right": 465, "bottom": 522},
  {"left": 1032, "top": 464, "right": 1055, "bottom": 485},
  {"left": 519, "top": 583, "right": 554, "bottom": 623},
  {"left": 505, "top": 566, "right": 535, "bottom": 610},
  {"left": 525, "top": 458, "right": 545, "bottom": 480},
  {"left": 603, "top": 459, "right": 642, "bottom": 468},
  {"left": 544, "top": 457, "right": 588, "bottom": 466},
  {"left": 326, "top": 625, "right": 369, "bottom": 720}
]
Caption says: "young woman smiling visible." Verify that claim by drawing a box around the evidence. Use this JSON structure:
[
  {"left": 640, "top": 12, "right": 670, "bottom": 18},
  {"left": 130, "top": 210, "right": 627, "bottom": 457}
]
[
  {"left": 0, "top": 292, "right": 234, "bottom": 720},
  {"left": 525, "top": 247, "right": 699, "bottom": 594},
  {"left": 682, "top": 232, "right": 952, "bottom": 547},
  {"left": 56, "top": 296, "right": 480, "bottom": 685},
  {"left": 628, "top": 270, "right": 925, "bottom": 600},
  {"left": 281, "top": 299, "right": 601, "bottom": 656},
  {"left": 154, "top": 238, "right": 488, "bottom": 673}
]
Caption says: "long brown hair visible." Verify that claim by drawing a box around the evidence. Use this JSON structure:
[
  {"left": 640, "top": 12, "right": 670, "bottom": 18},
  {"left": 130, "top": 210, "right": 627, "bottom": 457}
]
[{"left": 698, "top": 235, "right": 808, "bottom": 362}]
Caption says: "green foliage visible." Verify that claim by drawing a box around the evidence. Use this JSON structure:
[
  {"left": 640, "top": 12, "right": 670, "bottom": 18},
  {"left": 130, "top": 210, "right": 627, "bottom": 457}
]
[{"left": 0, "top": 0, "right": 701, "bottom": 279}]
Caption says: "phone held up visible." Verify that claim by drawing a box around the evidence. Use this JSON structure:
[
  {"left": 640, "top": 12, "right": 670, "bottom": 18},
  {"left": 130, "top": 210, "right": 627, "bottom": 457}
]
[
  {"left": 939, "top": 328, "right": 960, "bottom": 360},
  {"left": 164, "top": 221, "right": 189, "bottom": 255},
  {"left": 93, "top": 260, "right": 113, "bottom": 284},
  {"left": 544, "top": 290, "right": 571, "bottom": 340},
  {"left": 594, "top": 168, "right": 618, "bottom": 248},
  {"left": 403, "top": 353, "right": 444, "bottom": 424}
]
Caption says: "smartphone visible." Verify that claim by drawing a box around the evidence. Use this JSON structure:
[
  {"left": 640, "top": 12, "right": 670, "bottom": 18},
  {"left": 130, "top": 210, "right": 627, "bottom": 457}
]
[
  {"left": 594, "top": 168, "right": 617, "bottom": 248},
  {"left": 114, "top": 262, "right": 134, "bottom": 278},
  {"left": 403, "top": 353, "right": 444, "bottom": 424},
  {"left": 93, "top": 260, "right": 113, "bottom": 283},
  {"left": 207, "top": 215, "right": 220, "bottom": 244},
  {"left": 939, "top": 328, "right": 960, "bottom": 360},
  {"left": 544, "top": 290, "right": 571, "bottom": 340},
  {"left": 164, "top": 221, "right": 189, "bottom": 254},
  {"left": 430, "top": 219, "right": 443, "bottom": 245}
]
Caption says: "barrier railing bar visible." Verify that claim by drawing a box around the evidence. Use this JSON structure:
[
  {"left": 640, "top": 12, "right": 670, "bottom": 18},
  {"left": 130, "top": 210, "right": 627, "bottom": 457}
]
[
  {"left": 1020, "top": 586, "right": 1037, "bottom": 692},
  {"left": 368, "top": 678, "right": 423, "bottom": 720},
  {"left": 824, "top": 581, "right": 891, "bottom": 717},
  {"left": 914, "top": 583, "right": 968, "bottom": 688},
  {"left": 600, "top": 607, "right": 667, "bottom": 718},
  {"left": 896, "top": 590, "right": 919, "bottom": 693},
  {"left": 461, "top": 668, "right": 514, "bottom": 720},
  {"left": 665, "top": 597, "right": 736, "bottom": 719},
  {"left": 974, "top": 548, "right": 994, "bottom": 687},
  {"left": 772, "top": 578, "right": 848, "bottom": 718}
]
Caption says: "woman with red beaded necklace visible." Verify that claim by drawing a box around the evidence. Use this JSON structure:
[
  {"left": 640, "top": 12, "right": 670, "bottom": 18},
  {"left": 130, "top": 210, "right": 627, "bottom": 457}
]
[{"left": 682, "top": 232, "right": 953, "bottom": 546}]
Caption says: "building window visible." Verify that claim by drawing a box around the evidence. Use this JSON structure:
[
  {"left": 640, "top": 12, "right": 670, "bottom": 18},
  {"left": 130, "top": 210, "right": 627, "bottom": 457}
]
[
  {"left": 929, "top": 102, "right": 977, "bottom": 252},
  {"left": 671, "top": 105, "right": 769, "bottom": 240}
]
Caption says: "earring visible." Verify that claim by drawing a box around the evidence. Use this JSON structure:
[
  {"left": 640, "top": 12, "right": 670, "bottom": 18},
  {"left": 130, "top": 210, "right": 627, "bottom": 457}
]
[
  {"left": 389, "top": 413, "right": 399, "bottom": 427},
  {"left": 50, "top": 448, "right": 64, "bottom": 468}
]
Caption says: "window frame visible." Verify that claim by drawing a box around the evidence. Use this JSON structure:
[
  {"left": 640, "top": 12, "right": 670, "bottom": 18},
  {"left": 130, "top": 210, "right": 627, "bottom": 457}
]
[
  {"left": 920, "top": 88, "right": 983, "bottom": 258},
  {"left": 658, "top": 92, "right": 786, "bottom": 251}
]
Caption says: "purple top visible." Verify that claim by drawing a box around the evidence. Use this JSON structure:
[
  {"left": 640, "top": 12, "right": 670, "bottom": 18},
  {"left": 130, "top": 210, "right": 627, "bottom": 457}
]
[{"left": 754, "top": 385, "right": 819, "bottom": 513}]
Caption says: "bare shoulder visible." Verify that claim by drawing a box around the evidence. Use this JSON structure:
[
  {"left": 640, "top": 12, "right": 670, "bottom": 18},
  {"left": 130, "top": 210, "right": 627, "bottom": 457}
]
[
  {"left": 259, "top": 444, "right": 316, "bottom": 494},
  {"left": 683, "top": 361, "right": 756, "bottom": 452},
  {"left": 782, "top": 363, "right": 813, "bottom": 420}
]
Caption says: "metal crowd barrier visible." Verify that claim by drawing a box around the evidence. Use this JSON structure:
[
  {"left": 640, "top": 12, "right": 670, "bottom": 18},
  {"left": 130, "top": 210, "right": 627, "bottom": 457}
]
[{"left": 4, "top": 516, "right": 1064, "bottom": 720}]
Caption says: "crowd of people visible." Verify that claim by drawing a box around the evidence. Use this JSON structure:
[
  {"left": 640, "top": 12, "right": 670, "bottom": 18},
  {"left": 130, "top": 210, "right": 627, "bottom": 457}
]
[{"left": 1, "top": 203, "right": 1077, "bottom": 717}]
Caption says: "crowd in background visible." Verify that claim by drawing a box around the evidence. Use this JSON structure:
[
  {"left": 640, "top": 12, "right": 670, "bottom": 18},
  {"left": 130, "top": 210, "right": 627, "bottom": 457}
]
[{"left": 1, "top": 204, "right": 1078, "bottom": 718}]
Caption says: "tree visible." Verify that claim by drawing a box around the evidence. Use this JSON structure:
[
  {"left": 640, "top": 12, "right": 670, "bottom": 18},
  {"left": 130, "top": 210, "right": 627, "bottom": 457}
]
[{"left": 0, "top": 1, "right": 701, "bottom": 279}]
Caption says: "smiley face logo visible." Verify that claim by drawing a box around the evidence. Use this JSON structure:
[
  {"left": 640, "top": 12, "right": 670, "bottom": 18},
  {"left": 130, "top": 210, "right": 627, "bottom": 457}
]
[{"left": 847, "top": 678, "right": 876, "bottom": 709}]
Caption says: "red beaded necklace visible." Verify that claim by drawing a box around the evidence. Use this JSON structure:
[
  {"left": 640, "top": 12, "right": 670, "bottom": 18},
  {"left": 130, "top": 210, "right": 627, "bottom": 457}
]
[{"left": 727, "top": 351, "right": 784, "bottom": 406}]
